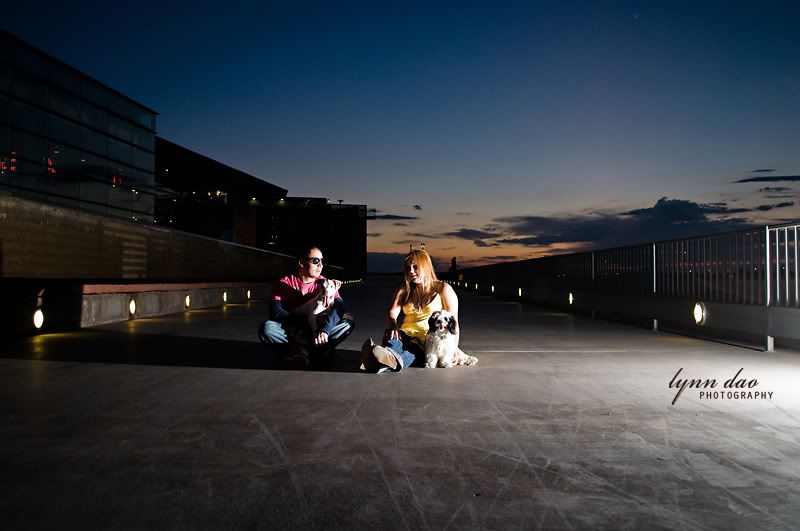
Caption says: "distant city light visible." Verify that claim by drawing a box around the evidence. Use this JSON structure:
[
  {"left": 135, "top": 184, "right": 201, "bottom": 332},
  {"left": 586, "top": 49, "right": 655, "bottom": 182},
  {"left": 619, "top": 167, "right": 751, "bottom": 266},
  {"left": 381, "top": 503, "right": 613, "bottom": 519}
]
[
  {"left": 223, "top": 291, "right": 228, "bottom": 303},
  {"left": 129, "top": 299, "right": 136, "bottom": 316},
  {"left": 569, "top": 293, "right": 574, "bottom": 305},
  {"left": 185, "top": 295, "right": 191, "bottom": 309}
]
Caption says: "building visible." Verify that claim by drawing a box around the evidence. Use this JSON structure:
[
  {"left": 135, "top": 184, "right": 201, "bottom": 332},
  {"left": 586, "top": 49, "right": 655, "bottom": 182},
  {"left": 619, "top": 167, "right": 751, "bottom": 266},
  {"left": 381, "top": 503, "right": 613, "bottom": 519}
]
[
  {"left": 1, "top": 30, "right": 368, "bottom": 279},
  {"left": 0, "top": 30, "right": 158, "bottom": 222},
  {"left": 155, "top": 138, "right": 369, "bottom": 277}
]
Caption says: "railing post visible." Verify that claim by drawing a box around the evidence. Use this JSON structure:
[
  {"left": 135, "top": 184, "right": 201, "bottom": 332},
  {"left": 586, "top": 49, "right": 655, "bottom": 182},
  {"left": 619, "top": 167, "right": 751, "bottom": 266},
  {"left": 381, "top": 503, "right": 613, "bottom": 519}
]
[
  {"left": 765, "top": 225, "right": 774, "bottom": 351},
  {"left": 591, "top": 251, "right": 596, "bottom": 320},
  {"left": 652, "top": 242, "right": 658, "bottom": 331}
]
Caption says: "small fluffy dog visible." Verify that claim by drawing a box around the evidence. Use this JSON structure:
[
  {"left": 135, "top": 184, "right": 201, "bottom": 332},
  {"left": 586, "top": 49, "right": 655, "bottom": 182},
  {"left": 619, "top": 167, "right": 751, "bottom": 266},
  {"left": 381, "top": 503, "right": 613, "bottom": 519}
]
[
  {"left": 308, "top": 279, "right": 337, "bottom": 333},
  {"left": 424, "top": 310, "right": 479, "bottom": 368}
]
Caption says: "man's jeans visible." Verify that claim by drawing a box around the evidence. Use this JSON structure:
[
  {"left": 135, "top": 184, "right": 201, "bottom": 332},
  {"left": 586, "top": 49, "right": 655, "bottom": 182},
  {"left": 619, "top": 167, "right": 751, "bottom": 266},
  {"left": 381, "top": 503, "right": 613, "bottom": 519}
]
[{"left": 259, "top": 314, "right": 354, "bottom": 353}]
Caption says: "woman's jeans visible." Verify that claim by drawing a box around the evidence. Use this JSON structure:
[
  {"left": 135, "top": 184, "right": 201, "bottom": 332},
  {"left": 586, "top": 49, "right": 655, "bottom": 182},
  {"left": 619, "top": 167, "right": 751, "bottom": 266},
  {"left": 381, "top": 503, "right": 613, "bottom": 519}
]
[{"left": 383, "top": 332, "right": 424, "bottom": 370}]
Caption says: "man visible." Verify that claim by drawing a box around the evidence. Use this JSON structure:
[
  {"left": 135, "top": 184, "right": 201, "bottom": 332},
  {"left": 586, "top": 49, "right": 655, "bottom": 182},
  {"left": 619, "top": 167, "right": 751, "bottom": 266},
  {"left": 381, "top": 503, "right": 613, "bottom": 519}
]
[{"left": 258, "top": 246, "right": 354, "bottom": 368}]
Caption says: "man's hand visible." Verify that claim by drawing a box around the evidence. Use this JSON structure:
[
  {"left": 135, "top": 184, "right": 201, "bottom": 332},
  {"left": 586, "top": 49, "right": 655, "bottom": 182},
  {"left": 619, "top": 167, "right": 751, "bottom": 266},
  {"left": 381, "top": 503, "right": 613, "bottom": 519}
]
[{"left": 314, "top": 331, "right": 329, "bottom": 345}]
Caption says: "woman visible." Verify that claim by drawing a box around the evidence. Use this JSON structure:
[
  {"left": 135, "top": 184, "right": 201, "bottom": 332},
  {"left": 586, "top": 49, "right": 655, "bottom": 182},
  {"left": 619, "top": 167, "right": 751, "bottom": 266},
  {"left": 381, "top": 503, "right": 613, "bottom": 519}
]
[{"left": 361, "top": 249, "right": 463, "bottom": 372}]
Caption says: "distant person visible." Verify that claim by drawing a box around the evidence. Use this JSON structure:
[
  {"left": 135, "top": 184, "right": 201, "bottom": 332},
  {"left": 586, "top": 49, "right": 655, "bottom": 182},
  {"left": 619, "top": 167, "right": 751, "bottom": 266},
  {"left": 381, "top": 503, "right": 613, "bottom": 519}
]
[
  {"left": 449, "top": 256, "right": 458, "bottom": 273},
  {"left": 360, "top": 249, "right": 469, "bottom": 372},
  {"left": 258, "top": 245, "right": 354, "bottom": 368}
]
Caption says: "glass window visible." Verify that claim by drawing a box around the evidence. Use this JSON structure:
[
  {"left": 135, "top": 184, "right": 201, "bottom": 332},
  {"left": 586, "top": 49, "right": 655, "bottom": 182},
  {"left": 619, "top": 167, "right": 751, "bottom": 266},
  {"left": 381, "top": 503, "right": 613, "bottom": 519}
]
[
  {"left": 48, "top": 142, "right": 79, "bottom": 177},
  {"left": 131, "top": 125, "right": 154, "bottom": 151},
  {"left": 78, "top": 151, "right": 107, "bottom": 180},
  {"left": 48, "top": 143, "right": 80, "bottom": 201},
  {"left": 11, "top": 71, "right": 48, "bottom": 107},
  {"left": 80, "top": 102, "right": 106, "bottom": 130},
  {"left": 11, "top": 129, "right": 47, "bottom": 164},
  {"left": 10, "top": 99, "right": 48, "bottom": 134},
  {"left": 133, "top": 147, "right": 154, "bottom": 172},
  {"left": 80, "top": 126, "right": 107, "bottom": 156},
  {"left": 108, "top": 114, "right": 132, "bottom": 142},
  {"left": 135, "top": 110, "right": 156, "bottom": 131},
  {"left": 50, "top": 88, "right": 81, "bottom": 121},
  {"left": 0, "top": 66, "right": 10, "bottom": 93},
  {"left": 0, "top": 94, "right": 8, "bottom": 125},
  {"left": 48, "top": 65, "right": 82, "bottom": 95},
  {"left": 49, "top": 115, "right": 81, "bottom": 147},
  {"left": 0, "top": 124, "right": 9, "bottom": 153},
  {"left": 81, "top": 79, "right": 109, "bottom": 109},
  {"left": 108, "top": 137, "right": 133, "bottom": 165}
]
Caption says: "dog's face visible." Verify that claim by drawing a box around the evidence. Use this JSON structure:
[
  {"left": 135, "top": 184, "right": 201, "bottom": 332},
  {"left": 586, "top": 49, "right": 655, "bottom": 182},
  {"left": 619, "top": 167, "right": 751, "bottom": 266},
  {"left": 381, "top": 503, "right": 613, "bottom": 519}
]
[
  {"left": 428, "top": 310, "right": 457, "bottom": 335},
  {"left": 317, "top": 278, "right": 337, "bottom": 298}
]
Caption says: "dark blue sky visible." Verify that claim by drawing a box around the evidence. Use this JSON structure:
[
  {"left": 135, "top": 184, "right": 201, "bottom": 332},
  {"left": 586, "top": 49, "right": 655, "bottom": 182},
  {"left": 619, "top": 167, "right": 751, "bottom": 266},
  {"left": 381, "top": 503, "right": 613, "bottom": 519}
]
[{"left": 4, "top": 1, "right": 800, "bottom": 270}]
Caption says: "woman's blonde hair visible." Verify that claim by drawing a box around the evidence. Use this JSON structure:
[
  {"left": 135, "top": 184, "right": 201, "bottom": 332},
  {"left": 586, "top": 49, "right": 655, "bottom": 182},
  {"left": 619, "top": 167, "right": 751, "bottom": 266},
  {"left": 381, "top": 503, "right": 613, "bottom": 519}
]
[{"left": 403, "top": 250, "right": 439, "bottom": 306}]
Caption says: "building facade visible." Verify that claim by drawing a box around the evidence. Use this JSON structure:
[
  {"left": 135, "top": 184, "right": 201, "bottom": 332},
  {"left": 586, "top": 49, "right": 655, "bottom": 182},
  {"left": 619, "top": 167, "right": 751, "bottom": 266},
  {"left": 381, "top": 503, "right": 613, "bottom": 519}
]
[{"left": 0, "top": 31, "right": 158, "bottom": 222}]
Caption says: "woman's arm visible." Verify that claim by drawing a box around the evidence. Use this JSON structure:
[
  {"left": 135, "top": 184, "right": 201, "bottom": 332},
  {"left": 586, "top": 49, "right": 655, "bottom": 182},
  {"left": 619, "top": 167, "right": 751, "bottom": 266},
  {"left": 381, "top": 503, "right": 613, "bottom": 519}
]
[
  {"left": 385, "top": 287, "right": 405, "bottom": 341},
  {"left": 440, "top": 281, "right": 460, "bottom": 343}
]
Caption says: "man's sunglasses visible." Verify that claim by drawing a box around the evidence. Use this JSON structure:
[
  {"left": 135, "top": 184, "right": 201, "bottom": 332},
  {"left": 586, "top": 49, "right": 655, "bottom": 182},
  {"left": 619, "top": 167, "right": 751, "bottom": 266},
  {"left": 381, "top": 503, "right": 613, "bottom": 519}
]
[{"left": 305, "top": 257, "right": 323, "bottom": 265}]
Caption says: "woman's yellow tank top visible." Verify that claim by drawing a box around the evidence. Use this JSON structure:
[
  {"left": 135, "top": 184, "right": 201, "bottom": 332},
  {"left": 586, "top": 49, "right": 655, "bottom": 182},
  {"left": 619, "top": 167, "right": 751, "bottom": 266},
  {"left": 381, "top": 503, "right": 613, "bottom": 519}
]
[{"left": 400, "top": 289, "right": 444, "bottom": 344}]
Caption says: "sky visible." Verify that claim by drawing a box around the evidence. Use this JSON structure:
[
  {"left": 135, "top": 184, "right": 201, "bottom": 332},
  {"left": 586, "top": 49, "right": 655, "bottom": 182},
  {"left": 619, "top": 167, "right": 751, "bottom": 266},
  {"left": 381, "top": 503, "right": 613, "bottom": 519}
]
[{"left": 4, "top": 1, "right": 800, "bottom": 272}]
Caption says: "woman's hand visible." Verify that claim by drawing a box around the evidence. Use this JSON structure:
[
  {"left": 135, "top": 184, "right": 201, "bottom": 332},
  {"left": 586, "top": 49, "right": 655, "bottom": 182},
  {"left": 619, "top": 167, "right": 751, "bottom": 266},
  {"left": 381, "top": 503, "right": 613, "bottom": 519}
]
[{"left": 384, "top": 328, "right": 400, "bottom": 341}]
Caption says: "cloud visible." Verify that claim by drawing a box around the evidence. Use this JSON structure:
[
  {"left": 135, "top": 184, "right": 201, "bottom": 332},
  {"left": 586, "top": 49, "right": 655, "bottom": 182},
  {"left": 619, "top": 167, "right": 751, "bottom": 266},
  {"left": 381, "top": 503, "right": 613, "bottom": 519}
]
[
  {"left": 474, "top": 240, "right": 501, "bottom": 247},
  {"left": 366, "top": 233, "right": 382, "bottom": 238},
  {"left": 754, "top": 201, "right": 794, "bottom": 212},
  {"left": 752, "top": 169, "right": 776, "bottom": 173},
  {"left": 373, "top": 214, "right": 419, "bottom": 220},
  {"left": 456, "top": 212, "right": 471, "bottom": 216},
  {"left": 413, "top": 205, "right": 422, "bottom": 211},
  {"left": 759, "top": 187, "right": 791, "bottom": 193},
  {"left": 734, "top": 175, "right": 800, "bottom": 184},
  {"left": 393, "top": 222, "right": 409, "bottom": 226},
  {"left": 444, "top": 228, "right": 498, "bottom": 240},
  {"left": 622, "top": 197, "right": 750, "bottom": 221},
  {"left": 407, "top": 232, "right": 440, "bottom": 239},
  {"left": 766, "top": 195, "right": 795, "bottom": 199},
  {"left": 494, "top": 197, "right": 758, "bottom": 250}
]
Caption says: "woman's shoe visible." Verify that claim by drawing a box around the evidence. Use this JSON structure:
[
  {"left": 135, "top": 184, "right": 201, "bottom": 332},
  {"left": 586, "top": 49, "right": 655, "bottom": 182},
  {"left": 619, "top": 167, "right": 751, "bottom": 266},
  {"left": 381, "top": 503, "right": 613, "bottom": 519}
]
[{"left": 371, "top": 345, "right": 398, "bottom": 371}]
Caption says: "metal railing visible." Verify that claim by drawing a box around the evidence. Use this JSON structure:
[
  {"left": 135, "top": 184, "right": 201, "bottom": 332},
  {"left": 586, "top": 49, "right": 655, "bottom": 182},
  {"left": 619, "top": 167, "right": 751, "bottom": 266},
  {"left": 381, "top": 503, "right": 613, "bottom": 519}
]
[
  {"left": 453, "top": 222, "right": 800, "bottom": 349},
  {"left": 768, "top": 224, "right": 799, "bottom": 307}
]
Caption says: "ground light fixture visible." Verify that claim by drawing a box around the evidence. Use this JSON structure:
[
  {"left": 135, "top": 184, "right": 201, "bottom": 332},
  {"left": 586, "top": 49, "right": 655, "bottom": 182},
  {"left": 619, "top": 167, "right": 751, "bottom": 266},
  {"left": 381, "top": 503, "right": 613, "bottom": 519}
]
[
  {"left": 33, "top": 309, "right": 44, "bottom": 329},
  {"left": 569, "top": 293, "right": 574, "bottom": 305},
  {"left": 129, "top": 299, "right": 136, "bottom": 316},
  {"left": 185, "top": 295, "right": 191, "bottom": 309},
  {"left": 693, "top": 302, "right": 707, "bottom": 325}
]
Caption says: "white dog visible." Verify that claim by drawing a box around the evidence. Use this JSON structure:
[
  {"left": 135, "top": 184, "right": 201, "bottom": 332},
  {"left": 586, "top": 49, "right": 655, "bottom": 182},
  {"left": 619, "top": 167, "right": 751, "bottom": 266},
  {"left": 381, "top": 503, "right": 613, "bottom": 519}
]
[
  {"left": 307, "top": 279, "right": 338, "bottom": 334},
  {"left": 424, "top": 310, "right": 479, "bottom": 368}
]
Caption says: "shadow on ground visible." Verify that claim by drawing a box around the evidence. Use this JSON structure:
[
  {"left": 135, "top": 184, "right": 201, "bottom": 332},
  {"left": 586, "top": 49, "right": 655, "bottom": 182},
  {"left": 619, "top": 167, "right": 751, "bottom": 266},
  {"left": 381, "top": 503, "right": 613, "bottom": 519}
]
[{"left": 0, "top": 331, "right": 364, "bottom": 373}]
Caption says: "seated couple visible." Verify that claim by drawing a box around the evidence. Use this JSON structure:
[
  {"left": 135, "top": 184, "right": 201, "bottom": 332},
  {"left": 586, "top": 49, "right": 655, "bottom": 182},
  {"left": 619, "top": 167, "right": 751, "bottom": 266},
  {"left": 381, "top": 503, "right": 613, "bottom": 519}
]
[{"left": 258, "top": 246, "right": 470, "bottom": 372}]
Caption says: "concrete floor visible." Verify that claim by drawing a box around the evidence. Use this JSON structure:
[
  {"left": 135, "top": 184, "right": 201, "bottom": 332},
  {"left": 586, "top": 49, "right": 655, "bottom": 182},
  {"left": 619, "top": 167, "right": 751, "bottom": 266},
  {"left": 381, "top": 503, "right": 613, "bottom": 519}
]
[{"left": 2, "top": 277, "right": 800, "bottom": 529}]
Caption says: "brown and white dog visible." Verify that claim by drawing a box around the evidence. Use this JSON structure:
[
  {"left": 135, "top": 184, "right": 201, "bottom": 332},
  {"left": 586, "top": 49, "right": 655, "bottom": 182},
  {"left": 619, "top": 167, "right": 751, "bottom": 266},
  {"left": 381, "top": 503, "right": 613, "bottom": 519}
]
[
  {"left": 424, "top": 310, "right": 479, "bottom": 368},
  {"left": 308, "top": 278, "right": 338, "bottom": 334}
]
